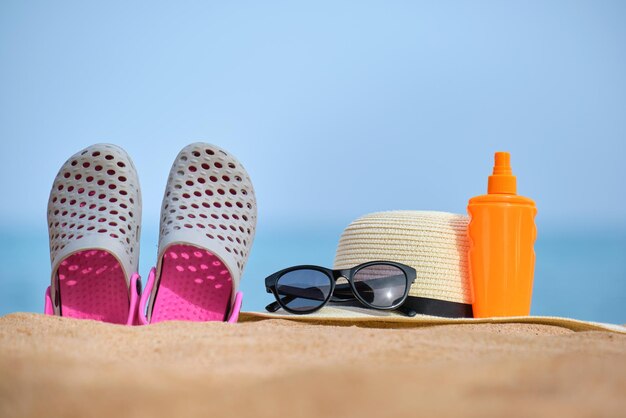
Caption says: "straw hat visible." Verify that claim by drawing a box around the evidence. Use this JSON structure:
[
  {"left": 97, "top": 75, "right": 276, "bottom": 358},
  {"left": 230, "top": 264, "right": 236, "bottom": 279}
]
[{"left": 333, "top": 210, "right": 472, "bottom": 317}]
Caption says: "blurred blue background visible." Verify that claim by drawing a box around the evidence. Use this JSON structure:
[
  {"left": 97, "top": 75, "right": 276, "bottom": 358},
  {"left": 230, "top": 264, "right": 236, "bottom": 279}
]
[{"left": 1, "top": 1, "right": 624, "bottom": 323}]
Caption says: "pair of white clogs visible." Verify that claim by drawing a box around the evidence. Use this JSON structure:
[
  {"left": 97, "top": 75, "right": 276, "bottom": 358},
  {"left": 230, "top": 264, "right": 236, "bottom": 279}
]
[{"left": 45, "top": 143, "right": 256, "bottom": 325}]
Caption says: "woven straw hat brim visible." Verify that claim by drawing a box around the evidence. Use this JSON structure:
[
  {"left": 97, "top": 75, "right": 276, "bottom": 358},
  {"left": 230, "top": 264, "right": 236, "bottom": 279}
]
[
  {"left": 240, "top": 309, "right": 626, "bottom": 334},
  {"left": 333, "top": 211, "right": 471, "bottom": 304}
]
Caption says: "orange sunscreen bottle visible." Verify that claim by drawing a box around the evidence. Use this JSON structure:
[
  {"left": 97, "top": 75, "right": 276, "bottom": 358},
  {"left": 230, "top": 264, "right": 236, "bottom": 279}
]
[{"left": 467, "top": 152, "right": 537, "bottom": 317}]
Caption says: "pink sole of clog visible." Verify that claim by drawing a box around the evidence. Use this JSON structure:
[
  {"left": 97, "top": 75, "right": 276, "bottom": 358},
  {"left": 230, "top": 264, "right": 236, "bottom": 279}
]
[
  {"left": 55, "top": 250, "right": 130, "bottom": 324},
  {"left": 150, "top": 244, "right": 233, "bottom": 323}
]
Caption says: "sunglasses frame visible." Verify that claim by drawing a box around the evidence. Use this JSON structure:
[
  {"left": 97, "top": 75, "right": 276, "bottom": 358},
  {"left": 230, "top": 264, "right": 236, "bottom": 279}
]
[{"left": 265, "top": 261, "right": 416, "bottom": 315}]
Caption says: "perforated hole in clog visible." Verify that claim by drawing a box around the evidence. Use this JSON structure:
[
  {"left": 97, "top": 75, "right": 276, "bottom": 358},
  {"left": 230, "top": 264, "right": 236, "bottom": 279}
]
[
  {"left": 151, "top": 244, "right": 232, "bottom": 323},
  {"left": 57, "top": 250, "right": 129, "bottom": 323}
]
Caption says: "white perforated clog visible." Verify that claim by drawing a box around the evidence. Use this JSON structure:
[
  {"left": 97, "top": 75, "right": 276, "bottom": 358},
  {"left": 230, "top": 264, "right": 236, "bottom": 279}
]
[
  {"left": 139, "top": 143, "right": 257, "bottom": 324},
  {"left": 44, "top": 144, "right": 142, "bottom": 325}
]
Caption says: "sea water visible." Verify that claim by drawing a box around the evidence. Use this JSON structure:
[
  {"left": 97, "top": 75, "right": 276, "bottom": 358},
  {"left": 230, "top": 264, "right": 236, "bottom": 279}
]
[{"left": 1, "top": 223, "right": 624, "bottom": 324}]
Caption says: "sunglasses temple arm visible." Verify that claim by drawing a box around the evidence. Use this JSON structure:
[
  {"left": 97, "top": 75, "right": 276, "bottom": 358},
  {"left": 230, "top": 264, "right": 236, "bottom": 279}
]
[
  {"left": 265, "top": 285, "right": 331, "bottom": 312},
  {"left": 265, "top": 292, "right": 319, "bottom": 312},
  {"left": 331, "top": 283, "right": 356, "bottom": 301},
  {"left": 335, "top": 278, "right": 416, "bottom": 316},
  {"left": 265, "top": 300, "right": 283, "bottom": 313},
  {"left": 333, "top": 285, "right": 416, "bottom": 316},
  {"left": 268, "top": 297, "right": 417, "bottom": 316},
  {"left": 396, "top": 305, "right": 417, "bottom": 317}
]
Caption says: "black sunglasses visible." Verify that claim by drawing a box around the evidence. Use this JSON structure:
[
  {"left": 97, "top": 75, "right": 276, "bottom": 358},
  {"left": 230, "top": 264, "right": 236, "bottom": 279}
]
[{"left": 265, "top": 261, "right": 416, "bottom": 316}]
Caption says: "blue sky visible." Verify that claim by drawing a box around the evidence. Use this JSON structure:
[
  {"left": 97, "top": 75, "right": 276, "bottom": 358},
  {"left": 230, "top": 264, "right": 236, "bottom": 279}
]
[{"left": 1, "top": 0, "right": 625, "bottom": 231}]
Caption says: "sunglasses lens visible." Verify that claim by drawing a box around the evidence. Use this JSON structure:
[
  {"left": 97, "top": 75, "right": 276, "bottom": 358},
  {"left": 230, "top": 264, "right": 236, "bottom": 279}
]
[
  {"left": 275, "top": 269, "right": 332, "bottom": 312},
  {"left": 353, "top": 264, "right": 408, "bottom": 308}
]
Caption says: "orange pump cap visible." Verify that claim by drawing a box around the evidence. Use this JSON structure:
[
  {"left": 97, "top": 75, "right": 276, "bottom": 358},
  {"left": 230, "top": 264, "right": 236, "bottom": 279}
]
[{"left": 488, "top": 152, "right": 517, "bottom": 194}]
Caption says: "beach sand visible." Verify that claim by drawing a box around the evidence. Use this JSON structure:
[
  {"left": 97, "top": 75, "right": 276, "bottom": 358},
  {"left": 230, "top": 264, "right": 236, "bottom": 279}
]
[{"left": 0, "top": 313, "right": 624, "bottom": 418}]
